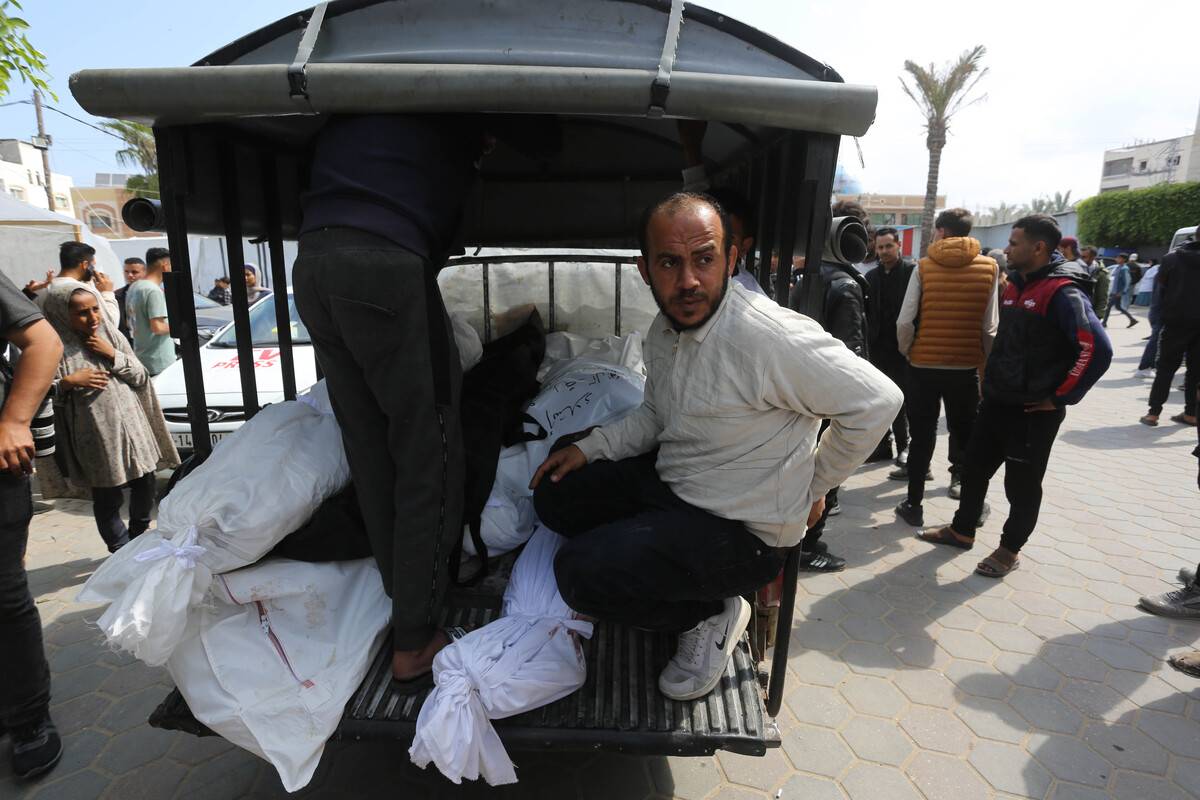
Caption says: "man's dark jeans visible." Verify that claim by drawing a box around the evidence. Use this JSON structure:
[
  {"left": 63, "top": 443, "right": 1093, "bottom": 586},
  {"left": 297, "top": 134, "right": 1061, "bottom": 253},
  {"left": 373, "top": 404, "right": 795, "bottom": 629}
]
[
  {"left": 1138, "top": 322, "right": 1164, "bottom": 372},
  {"left": 91, "top": 471, "right": 156, "bottom": 553},
  {"left": 1103, "top": 295, "right": 1136, "bottom": 326},
  {"left": 294, "top": 227, "right": 464, "bottom": 651},
  {"left": 1148, "top": 323, "right": 1200, "bottom": 418},
  {"left": 533, "top": 453, "right": 787, "bottom": 633},
  {"left": 871, "top": 347, "right": 909, "bottom": 453},
  {"left": 0, "top": 475, "right": 51, "bottom": 729},
  {"left": 951, "top": 400, "right": 1065, "bottom": 554},
  {"left": 906, "top": 366, "right": 979, "bottom": 506}
]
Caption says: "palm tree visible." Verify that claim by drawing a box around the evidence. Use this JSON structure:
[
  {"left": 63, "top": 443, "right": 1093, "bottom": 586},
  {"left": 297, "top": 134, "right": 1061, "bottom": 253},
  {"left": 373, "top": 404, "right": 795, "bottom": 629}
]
[
  {"left": 900, "top": 46, "right": 988, "bottom": 256},
  {"left": 99, "top": 119, "right": 156, "bottom": 176},
  {"left": 1028, "top": 190, "right": 1074, "bottom": 215},
  {"left": 980, "top": 201, "right": 1025, "bottom": 226}
]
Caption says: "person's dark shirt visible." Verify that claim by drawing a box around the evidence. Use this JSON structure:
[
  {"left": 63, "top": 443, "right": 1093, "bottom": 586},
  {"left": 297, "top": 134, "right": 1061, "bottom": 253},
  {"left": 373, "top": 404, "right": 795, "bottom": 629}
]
[
  {"left": 300, "top": 115, "right": 483, "bottom": 263},
  {"left": 0, "top": 271, "right": 45, "bottom": 412},
  {"left": 207, "top": 286, "right": 231, "bottom": 306},
  {"left": 867, "top": 258, "right": 914, "bottom": 352},
  {"left": 115, "top": 284, "right": 133, "bottom": 343}
]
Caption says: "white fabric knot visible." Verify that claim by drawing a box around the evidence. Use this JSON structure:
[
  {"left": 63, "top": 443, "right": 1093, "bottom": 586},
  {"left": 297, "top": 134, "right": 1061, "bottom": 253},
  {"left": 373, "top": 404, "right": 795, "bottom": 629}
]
[{"left": 133, "top": 525, "right": 207, "bottom": 569}]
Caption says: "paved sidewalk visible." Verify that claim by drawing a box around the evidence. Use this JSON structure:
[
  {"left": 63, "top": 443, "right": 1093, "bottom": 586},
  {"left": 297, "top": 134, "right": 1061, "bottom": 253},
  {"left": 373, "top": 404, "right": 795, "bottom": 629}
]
[{"left": 4, "top": 312, "right": 1200, "bottom": 799}]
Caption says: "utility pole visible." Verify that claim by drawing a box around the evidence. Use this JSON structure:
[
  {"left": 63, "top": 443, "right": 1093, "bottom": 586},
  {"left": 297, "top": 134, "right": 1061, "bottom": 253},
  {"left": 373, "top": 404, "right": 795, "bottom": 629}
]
[{"left": 31, "top": 90, "right": 54, "bottom": 211}]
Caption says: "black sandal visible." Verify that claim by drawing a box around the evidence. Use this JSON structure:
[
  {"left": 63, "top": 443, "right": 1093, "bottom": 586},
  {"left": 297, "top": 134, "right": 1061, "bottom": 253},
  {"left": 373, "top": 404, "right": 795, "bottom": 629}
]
[
  {"left": 975, "top": 555, "right": 1019, "bottom": 578},
  {"left": 917, "top": 526, "right": 974, "bottom": 550}
]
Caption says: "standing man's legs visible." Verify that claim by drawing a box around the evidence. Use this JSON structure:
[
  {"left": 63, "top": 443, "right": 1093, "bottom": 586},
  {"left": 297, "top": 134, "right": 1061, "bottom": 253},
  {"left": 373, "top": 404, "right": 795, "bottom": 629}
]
[
  {"left": 942, "top": 367, "right": 981, "bottom": 493},
  {"left": 1146, "top": 325, "right": 1195, "bottom": 422},
  {"left": 294, "top": 229, "right": 464, "bottom": 676},
  {"left": 1138, "top": 322, "right": 1163, "bottom": 372},
  {"left": 920, "top": 401, "right": 1008, "bottom": 547},
  {"left": 90, "top": 485, "right": 128, "bottom": 553},
  {"left": 990, "top": 408, "right": 1066, "bottom": 561},
  {"left": 0, "top": 474, "right": 61, "bottom": 778},
  {"left": 126, "top": 472, "right": 157, "bottom": 539},
  {"left": 876, "top": 349, "right": 910, "bottom": 456},
  {"left": 901, "top": 367, "right": 941, "bottom": 516}
]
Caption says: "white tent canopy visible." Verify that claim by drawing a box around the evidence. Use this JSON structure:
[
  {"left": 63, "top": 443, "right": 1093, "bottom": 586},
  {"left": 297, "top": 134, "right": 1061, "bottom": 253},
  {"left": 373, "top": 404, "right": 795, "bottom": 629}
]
[{"left": 0, "top": 193, "right": 121, "bottom": 289}]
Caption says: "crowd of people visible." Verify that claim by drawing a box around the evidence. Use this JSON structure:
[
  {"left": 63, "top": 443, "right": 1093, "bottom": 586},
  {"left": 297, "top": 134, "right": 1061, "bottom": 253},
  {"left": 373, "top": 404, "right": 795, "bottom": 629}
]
[{"left": 2, "top": 113, "right": 1198, "bottom": 781}]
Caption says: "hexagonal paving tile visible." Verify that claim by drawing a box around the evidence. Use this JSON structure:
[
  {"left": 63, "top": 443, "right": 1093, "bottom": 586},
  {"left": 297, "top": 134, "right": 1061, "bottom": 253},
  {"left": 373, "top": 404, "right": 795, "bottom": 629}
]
[
  {"left": 898, "top": 707, "right": 972, "bottom": 755},
  {"left": 578, "top": 754, "right": 655, "bottom": 800},
  {"left": 651, "top": 757, "right": 722, "bottom": 800},
  {"left": 968, "top": 739, "right": 1052, "bottom": 797},
  {"left": 967, "top": 596, "right": 1026, "bottom": 625},
  {"left": 840, "top": 762, "right": 922, "bottom": 800},
  {"left": 786, "top": 649, "right": 850, "bottom": 688},
  {"left": 838, "top": 674, "right": 908, "bottom": 718},
  {"left": 839, "top": 715, "right": 914, "bottom": 766},
  {"left": 888, "top": 635, "right": 952, "bottom": 669},
  {"left": 775, "top": 772, "right": 845, "bottom": 800},
  {"left": 937, "top": 629, "right": 999, "bottom": 662},
  {"left": 1108, "top": 670, "right": 1189, "bottom": 715},
  {"left": 980, "top": 621, "right": 1044, "bottom": 655},
  {"left": 1059, "top": 677, "right": 1139, "bottom": 722},
  {"left": 1041, "top": 643, "right": 1112, "bottom": 682},
  {"left": 781, "top": 723, "right": 853, "bottom": 779},
  {"left": 839, "top": 641, "right": 904, "bottom": 678},
  {"left": 716, "top": 748, "right": 792, "bottom": 793},
  {"left": 1137, "top": 709, "right": 1200, "bottom": 759},
  {"left": 953, "top": 697, "right": 1030, "bottom": 743},
  {"left": 1081, "top": 721, "right": 1170, "bottom": 775},
  {"left": 905, "top": 751, "right": 991, "bottom": 800},
  {"left": 839, "top": 614, "right": 895, "bottom": 645},
  {"left": 1109, "top": 771, "right": 1193, "bottom": 800},
  {"left": 1085, "top": 637, "right": 1157, "bottom": 673},
  {"left": 945, "top": 660, "right": 1014, "bottom": 700},
  {"left": 1010, "top": 686, "right": 1084, "bottom": 734},
  {"left": 786, "top": 684, "right": 852, "bottom": 729},
  {"left": 1028, "top": 732, "right": 1114, "bottom": 788},
  {"left": 993, "top": 651, "right": 1062, "bottom": 690},
  {"left": 892, "top": 668, "right": 958, "bottom": 708},
  {"left": 790, "top": 620, "right": 850, "bottom": 653}
]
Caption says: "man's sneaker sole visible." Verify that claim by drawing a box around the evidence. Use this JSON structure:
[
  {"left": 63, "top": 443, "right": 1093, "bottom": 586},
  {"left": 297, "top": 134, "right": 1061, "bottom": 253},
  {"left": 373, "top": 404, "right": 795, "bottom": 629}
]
[
  {"left": 660, "top": 598, "right": 751, "bottom": 701},
  {"left": 12, "top": 733, "right": 63, "bottom": 780},
  {"left": 1179, "top": 566, "right": 1197, "bottom": 586}
]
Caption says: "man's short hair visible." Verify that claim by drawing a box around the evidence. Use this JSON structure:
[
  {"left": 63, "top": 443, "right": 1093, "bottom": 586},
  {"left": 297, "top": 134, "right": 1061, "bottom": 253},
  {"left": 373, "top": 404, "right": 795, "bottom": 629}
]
[
  {"left": 934, "top": 208, "right": 973, "bottom": 237},
  {"left": 145, "top": 247, "right": 171, "bottom": 269},
  {"left": 832, "top": 199, "right": 868, "bottom": 225},
  {"left": 59, "top": 241, "right": 96, "bottom": 270},
  {"left": 874, "top": 226, "right": 900, "bottom": 244},
  {"left": 1059, "top": 236, "right": 1078, "bottom": 251},
  {"left": 707, "top": 187, "right": 755, "bottom": 237},
  {"left": 638, "top": 192, "right": 732, "bottom": 258},
  {"left": 1081, "top": 245, "right": 1097, "bottom": 257},
  {"left": 1116, "top": 252, "right": 1128, "bottom": 260},
  {"left": 1013, "top": 214, "right": 1063, "bottom": 252},
  {"left": 123, "top": 256, "right": 146, "bottom": 266}
]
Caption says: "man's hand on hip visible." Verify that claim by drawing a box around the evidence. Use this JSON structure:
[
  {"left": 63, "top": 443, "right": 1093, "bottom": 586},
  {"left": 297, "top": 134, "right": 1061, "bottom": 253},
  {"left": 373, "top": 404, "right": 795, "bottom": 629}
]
[
  {"left": 530, "top": 445, "right": 587, "bottom": 490},
  {"left": 1024, "top": 398, "right": 1058, "bottom": 413}
]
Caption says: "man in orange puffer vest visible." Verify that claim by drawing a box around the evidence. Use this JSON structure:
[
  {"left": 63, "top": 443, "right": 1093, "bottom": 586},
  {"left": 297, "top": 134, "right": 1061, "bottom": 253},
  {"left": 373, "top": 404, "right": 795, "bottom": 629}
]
[{"left": 893, "top": 208, "right": 1000, "bottom": 527}]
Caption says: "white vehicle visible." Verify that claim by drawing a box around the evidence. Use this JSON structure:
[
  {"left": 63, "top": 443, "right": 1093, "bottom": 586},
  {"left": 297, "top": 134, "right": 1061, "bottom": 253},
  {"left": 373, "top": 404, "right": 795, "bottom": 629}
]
[
  {"left": 152, "top": 290, "right": 317, "bottom": 453},
  {"left": 1169, "top": 226, "right": 1197, "bottom": 253}
]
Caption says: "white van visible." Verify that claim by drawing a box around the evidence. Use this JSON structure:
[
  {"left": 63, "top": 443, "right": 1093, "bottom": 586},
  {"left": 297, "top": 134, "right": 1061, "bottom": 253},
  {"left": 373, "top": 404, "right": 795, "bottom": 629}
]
[{"left": 1169, "top": 226, "right": 1197, "bottom": 253}]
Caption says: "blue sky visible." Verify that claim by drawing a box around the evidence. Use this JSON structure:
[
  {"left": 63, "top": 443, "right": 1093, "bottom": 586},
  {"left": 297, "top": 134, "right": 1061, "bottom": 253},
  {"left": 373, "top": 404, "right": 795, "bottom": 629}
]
[{"left": 2, "top": 0, "right": 1196, "bottom": 211}]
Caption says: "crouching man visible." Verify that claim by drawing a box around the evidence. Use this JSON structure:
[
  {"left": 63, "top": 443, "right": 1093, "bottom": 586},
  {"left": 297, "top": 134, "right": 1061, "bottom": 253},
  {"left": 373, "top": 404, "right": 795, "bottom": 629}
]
[{"left": 530, "top": 193, "right": 902, "bottom": 701}]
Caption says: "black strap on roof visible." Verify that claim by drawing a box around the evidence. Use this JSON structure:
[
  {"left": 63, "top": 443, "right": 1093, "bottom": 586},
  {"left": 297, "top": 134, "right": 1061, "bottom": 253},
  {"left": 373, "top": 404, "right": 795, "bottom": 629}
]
[
  {"left": 648, "top": 0, "right": 684, "bottom": 118},
  {"left": 288, "top": 1, "right": 329, "bottom": 105}
]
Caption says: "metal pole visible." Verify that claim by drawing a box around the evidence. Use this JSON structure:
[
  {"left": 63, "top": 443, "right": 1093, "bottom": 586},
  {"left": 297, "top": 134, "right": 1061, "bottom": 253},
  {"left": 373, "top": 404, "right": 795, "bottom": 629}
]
[
  {"left": 774, "top": 136, "right": 804, "bottom": 306},
  {"left": 755, "top": 142, "right": 781, "bottom": 298},
  {"left": 154, "top": 127, "right": 212, "bottom": 454},
  {"left": 766, "top": 547, "right": 800, "bottom": 716},
  {"left": 217, "top": 142, "right": 261, "bottom": 420},
  {"left": 32, "top": 91, "right": 54, "bottom": 211},
  {"left": 261, "top": 153, "right": 297, "bottom": 401},
  {"left": 547, "top": 260, "right": 556, "bottom": 333}
]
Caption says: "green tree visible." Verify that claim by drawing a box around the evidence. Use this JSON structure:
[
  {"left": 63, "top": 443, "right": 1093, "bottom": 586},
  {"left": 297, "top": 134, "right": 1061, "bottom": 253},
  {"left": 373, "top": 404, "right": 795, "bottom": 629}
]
[
  {"left": 0, "top": 0, "right": 51, "bottom": 100},
  {"left": 1076, "top": 182, "right": 1200, "bottom": 248},
  {"left": 900, "top": 45, "right": 988, "bottom": 256},
  {"left": 98, "top": 120, "right": 158, "bottom": 196},
  {"left": 1028, "top": 191, "right": 1074, "bottom": 215},
  {"left": 980, "top": 201, "right": 1026, "bottom": 226}
]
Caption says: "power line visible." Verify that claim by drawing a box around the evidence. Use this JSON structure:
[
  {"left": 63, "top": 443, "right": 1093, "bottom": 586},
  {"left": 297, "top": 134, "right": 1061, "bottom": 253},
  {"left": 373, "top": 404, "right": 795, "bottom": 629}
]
[{"left": 0, "top": 99, "right": 127, "bottom": 140}]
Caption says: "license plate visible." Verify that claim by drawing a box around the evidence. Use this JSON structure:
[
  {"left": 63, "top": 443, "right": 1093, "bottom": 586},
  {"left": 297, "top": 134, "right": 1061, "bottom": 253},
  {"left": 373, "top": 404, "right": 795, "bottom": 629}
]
[{"left": 171, "top": 432, "right": 226, "bottom": 449}]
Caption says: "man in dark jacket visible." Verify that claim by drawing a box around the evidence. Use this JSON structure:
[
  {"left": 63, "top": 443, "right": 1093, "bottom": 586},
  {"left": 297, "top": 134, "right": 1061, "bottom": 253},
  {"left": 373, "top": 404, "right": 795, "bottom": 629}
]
[
  {"left": 865, "top": 226, "right": 915, "bottom": 466},
  {"left": 789, "top": 252, "right": 869, "bottom": 572},
  {"left": 1140, "top": 228, "right": 1200, "bottom": 426},
  {"left": 919, "top": 215, "right": 1112, "bottom": 578},
  {"left": 114, "top": 257, "right": 145, "bottom": 344}
]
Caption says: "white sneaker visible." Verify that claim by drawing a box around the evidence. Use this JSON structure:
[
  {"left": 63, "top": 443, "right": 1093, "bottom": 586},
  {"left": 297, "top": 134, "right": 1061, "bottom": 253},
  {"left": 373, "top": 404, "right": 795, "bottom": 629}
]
[
  {"left": 1134, "top": 368, "right": 1155, "bottom": 378},
  {"left": 659, "top": 596, "right": 751, "bottom": 701}
]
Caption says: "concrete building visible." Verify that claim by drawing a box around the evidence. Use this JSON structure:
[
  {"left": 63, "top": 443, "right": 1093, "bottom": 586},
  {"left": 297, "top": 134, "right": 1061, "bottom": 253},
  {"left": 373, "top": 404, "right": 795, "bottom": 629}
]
[
  {"left": 1188, "top": 101, "right": 1200, "bottom": 183},
  {"left": 0, "top": 139, "right": 74, "bottom": 215},
  {"left": 1099, "top": 133, "right": 1193, "bottom": 193},
  {"left": 71, "top": 173, "right": 158, "bottom": 239},
  {"left": 835, "top": 192, "right": 945, "bottom": 228}
]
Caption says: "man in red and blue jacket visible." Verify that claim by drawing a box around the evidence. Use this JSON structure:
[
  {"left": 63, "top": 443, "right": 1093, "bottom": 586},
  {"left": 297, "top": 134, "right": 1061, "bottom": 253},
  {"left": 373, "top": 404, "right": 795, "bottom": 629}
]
[{"left": 920, "top": 214, "right": 1112, "bottom": 577}]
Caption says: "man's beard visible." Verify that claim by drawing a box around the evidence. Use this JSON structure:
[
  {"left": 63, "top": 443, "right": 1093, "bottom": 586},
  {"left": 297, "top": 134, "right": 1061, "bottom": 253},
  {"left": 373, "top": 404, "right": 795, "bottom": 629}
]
[{"left": 650, "top": 269, "right": 731, "bottom": 332}]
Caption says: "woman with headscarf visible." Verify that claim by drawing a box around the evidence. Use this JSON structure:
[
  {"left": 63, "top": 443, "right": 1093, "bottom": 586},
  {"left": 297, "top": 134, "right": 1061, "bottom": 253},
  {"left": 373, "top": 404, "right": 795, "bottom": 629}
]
[{"left": 40, "top": 281, "right": 178, "bottom": 553}]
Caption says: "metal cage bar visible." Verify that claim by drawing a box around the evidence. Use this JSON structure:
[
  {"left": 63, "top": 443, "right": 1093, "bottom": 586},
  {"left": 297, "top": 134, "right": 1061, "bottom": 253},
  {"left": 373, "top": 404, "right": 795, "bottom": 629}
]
[
  {"left": 261, "top": 153, "right": 298, "bottom": 401},
  {"left": 217, "top": 142, "right": 261, "bottom": 420},
  {"left": 154, "top": 126, "right": 212, "bottom": 454}
]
